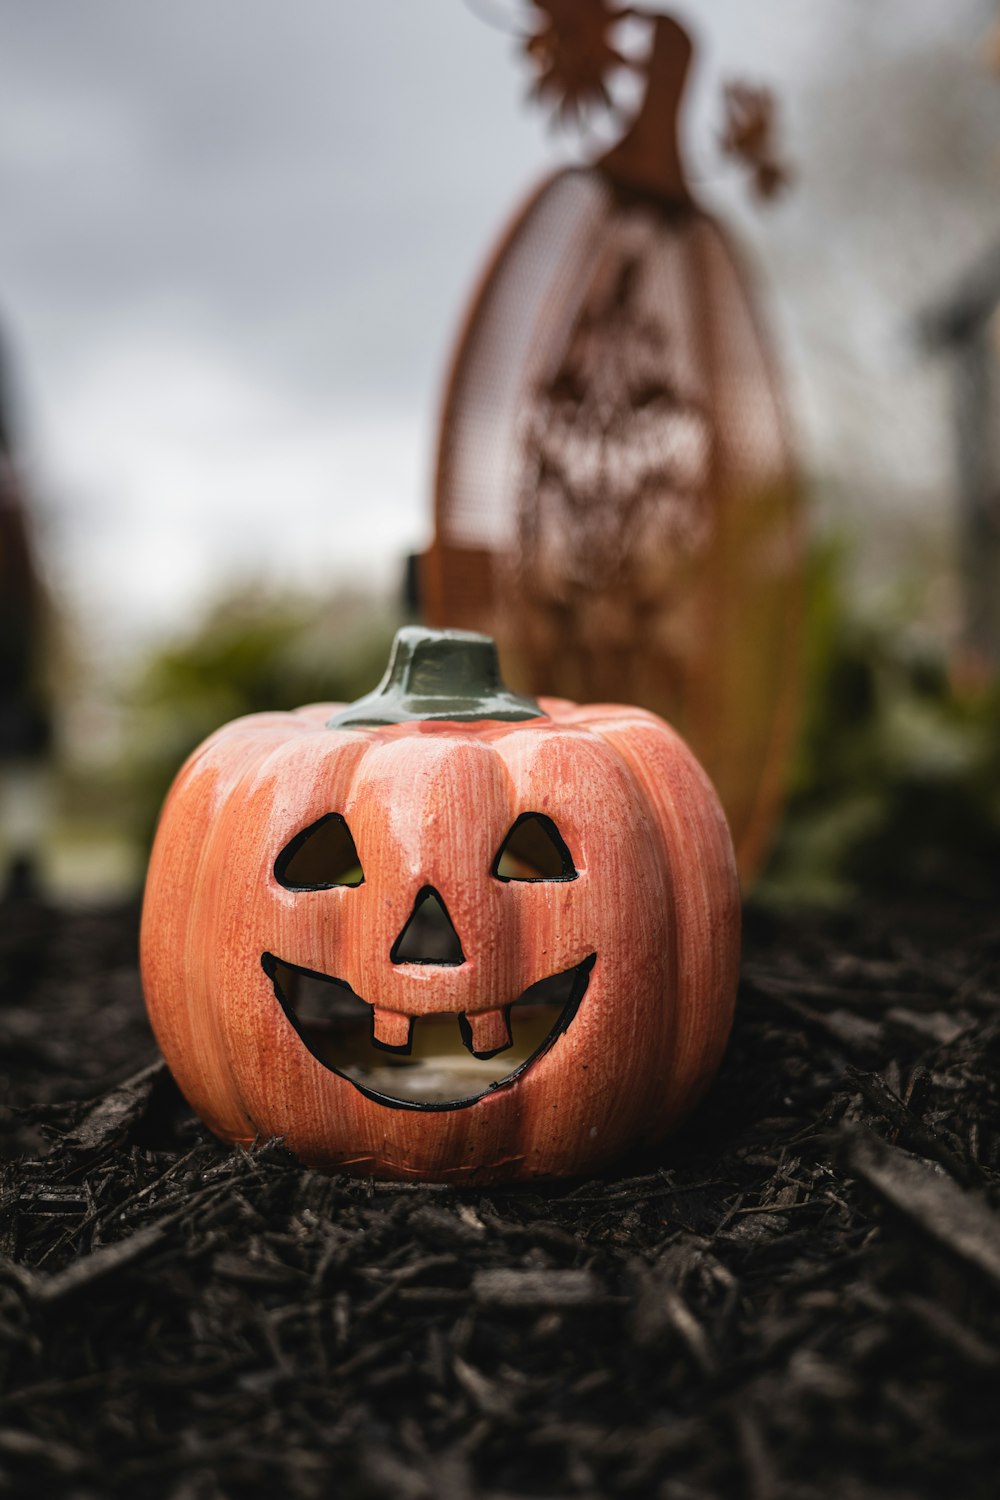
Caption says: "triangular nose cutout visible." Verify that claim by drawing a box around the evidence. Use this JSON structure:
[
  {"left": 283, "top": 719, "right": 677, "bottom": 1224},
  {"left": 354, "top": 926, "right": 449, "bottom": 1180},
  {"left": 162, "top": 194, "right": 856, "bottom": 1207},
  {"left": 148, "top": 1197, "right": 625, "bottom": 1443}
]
[{"left": 391, "top": 887, "right": 465, "bottom": 966}]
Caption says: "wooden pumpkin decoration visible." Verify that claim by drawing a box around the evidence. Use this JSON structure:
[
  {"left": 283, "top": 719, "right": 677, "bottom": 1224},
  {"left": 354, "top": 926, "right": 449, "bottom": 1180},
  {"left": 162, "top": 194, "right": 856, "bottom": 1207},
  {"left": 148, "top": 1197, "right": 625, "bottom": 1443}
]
[
  {"left": 422, "top": 6, "right": 802, "bottom": 882},
  {"left": 140, "top": 627, "right": 740, "bottom": 1183}
]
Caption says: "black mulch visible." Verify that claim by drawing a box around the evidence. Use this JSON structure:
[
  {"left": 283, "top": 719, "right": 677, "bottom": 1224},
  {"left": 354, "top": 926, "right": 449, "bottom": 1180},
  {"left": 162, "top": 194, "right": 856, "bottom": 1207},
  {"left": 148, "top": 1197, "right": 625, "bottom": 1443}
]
[{"left": 3, "top": 879, "right": 1000, "bottom": 1500}]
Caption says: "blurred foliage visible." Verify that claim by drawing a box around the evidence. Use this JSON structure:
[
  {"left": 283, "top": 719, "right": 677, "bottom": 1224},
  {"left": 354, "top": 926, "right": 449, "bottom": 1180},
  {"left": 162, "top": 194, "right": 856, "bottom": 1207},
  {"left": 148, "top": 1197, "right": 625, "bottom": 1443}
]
[
  {"left": 125, "top": 586, "right": 401, "bottom": 847},
  {"left": 114, "top": 559, "right": 1000, "bottom": 905},
  {"left": 759, "top": 542, "right": 1000, "bottom": 906}
]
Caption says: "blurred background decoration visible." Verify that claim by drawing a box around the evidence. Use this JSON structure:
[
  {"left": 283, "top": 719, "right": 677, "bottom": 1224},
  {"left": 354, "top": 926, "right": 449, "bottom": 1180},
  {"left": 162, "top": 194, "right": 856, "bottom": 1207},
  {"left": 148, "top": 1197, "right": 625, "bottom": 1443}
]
[
  {"left": 919, "top": 244, "right": 1000, "bottom": 685},
  {"left": 420, "top": 4, "right": 801, "bottom": 881},
  {"left": 0, "top": 1, "right": 997, "bottom": 905},
  {"left": 0, "top": 329, "right": 53, "bottom": 899}
]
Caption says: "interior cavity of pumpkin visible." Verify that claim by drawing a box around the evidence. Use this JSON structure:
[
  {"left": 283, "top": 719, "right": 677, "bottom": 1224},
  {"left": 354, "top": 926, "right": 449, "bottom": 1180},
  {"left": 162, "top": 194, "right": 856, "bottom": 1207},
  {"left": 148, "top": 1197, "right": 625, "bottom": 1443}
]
[{"left": 267, "top": 958, "right": 586, "bottom": 1106}]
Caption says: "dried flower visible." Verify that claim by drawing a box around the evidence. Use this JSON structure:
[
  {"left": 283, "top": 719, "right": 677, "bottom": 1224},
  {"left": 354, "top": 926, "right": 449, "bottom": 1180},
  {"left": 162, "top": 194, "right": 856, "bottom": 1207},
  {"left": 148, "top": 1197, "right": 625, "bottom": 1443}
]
[
  {"left": 523, "top": 0, "right": 628, "bottom": 123},
  {"left": 719, "top": 81, "right": 793, "bottom": 202}
]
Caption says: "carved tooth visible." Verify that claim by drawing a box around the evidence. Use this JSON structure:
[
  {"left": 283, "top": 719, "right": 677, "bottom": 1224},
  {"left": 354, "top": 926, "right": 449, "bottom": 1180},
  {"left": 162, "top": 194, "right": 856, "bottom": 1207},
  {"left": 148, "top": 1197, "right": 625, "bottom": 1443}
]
[
  {"left": 371, "top": 1008, "right": 413, "bottom": 1052},
  {"left": 461, "top": 1008, "right": 512, "bottom": 1059}
]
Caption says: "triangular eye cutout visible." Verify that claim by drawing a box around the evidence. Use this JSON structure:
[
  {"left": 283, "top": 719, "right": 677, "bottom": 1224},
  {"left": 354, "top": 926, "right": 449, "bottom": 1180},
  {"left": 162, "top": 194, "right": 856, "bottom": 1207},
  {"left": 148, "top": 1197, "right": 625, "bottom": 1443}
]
[
  {"left": 391, "top": 887, "right": 465, "bottom": 966},
  {"left": 275, "top": 814, "right": 364, "bottom": 890},
  {"left": 493, "top": 813, "right": 577, "bottom": 882}
]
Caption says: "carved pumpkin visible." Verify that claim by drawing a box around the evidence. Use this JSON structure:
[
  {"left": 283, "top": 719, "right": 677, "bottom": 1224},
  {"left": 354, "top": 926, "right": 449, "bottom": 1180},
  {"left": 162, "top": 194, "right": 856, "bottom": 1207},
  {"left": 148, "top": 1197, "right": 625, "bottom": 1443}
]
[{"left": 140, "top": 628, "right": 740, "bottom": 1183}]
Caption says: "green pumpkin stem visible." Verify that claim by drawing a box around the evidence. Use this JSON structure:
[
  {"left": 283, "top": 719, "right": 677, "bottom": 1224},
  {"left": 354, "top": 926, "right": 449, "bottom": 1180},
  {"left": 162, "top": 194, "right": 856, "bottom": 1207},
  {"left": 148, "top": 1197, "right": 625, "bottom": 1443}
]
[{"left": 327, "top": 628, "right": 545, "bottom": 728}]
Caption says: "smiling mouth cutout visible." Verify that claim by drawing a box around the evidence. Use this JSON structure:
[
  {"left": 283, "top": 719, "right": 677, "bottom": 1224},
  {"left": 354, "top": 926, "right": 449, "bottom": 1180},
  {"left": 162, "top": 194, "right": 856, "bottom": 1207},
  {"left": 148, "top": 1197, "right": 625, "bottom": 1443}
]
[{"left": 261, "top": 952, "right": 596, "bottom": 1111}]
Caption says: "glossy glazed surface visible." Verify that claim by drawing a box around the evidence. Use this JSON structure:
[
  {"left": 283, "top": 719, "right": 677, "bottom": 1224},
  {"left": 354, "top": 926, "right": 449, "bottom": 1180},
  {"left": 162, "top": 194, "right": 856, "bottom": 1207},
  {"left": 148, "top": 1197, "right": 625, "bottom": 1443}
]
[{"left": 140, "top": 698, "right": 740, "bottom": 1182}]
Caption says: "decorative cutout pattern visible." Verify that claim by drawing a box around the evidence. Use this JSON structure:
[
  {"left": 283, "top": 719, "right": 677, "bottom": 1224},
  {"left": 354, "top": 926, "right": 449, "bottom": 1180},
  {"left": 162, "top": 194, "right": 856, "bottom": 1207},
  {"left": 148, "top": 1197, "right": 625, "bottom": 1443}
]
[
  {"left": 391, "top": 887, "right": 466, "bottom": 966},
  {"left": 262, "top": 950, "right": 596, "bottom": 1111},
  {"left": 274, "top": 814, "right": 364, "bottom": 890},
  {"left": 494, "top": 813, "right": 577, "bottom": 882}
]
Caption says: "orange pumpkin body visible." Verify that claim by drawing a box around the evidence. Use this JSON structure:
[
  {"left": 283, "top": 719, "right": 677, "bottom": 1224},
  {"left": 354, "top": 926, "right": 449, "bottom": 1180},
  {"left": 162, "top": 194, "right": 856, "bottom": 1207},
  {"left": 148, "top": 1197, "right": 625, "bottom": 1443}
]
[{"left": 140, "top": 636, "right": 739, "bottom": 1183}]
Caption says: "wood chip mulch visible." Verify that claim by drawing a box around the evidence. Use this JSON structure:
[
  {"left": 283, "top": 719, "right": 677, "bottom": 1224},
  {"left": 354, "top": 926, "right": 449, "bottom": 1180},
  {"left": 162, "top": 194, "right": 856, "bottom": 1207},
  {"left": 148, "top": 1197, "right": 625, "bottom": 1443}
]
[{"left": 2, "top": 881, "right": 1000, "bottom": 1499}]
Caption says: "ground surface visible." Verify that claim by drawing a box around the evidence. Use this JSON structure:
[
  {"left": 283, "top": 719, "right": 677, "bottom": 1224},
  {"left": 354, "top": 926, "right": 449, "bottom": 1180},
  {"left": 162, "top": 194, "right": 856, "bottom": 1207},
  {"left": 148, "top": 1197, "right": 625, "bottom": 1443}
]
[{"left": 2, "top": 880, "right": 1000, "bottom": 1499}]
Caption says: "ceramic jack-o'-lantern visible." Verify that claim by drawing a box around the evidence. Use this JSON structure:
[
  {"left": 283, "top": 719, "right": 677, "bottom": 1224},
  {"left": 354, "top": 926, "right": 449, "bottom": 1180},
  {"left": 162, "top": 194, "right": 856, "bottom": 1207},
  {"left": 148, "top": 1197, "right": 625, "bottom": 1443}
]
[{"left": 140, "top": 627, "right": 740, "bottom": 1183}]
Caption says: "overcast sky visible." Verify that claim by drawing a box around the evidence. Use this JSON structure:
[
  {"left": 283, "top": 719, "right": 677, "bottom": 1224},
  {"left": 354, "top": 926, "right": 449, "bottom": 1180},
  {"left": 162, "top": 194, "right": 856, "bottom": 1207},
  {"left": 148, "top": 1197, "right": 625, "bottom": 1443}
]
[{"left": 1, "top": 0, "right": 998, "bottom": 660}]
